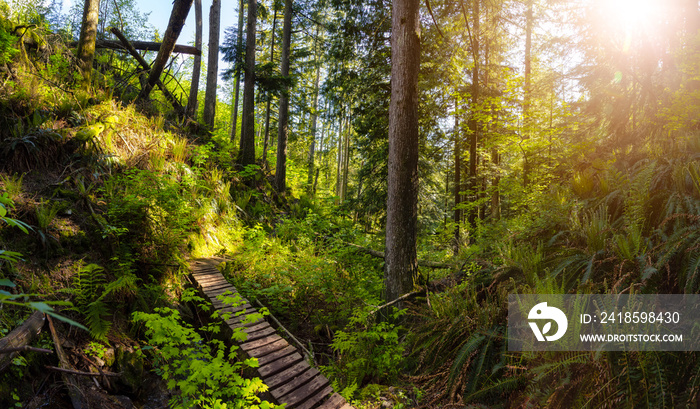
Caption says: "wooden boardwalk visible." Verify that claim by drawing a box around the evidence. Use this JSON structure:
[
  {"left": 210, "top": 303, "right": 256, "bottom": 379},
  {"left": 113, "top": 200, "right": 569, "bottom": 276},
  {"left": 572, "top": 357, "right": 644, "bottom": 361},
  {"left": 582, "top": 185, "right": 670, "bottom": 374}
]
[{"left": 189, "top": 258, "right": 353, "bottom": 409}]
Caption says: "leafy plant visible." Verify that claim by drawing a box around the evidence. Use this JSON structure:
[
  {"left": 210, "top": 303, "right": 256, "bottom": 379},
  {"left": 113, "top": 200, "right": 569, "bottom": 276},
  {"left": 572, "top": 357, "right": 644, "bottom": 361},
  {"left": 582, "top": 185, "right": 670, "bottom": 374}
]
[
  {"left": 132, "top": 306, "right": 280, "bottom": 409},
  {"left": 326, "top": 306, "right": 405, "bottom": 397}
]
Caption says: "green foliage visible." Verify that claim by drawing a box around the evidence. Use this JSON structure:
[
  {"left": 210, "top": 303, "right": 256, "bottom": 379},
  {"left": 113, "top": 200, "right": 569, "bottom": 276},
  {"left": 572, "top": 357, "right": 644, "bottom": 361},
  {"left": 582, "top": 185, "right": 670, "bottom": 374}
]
[
  {"left": 132, "top": 306, "right": 279, "bottom": 409},
  {"left": 0, "top": 173, "right": 23, "bottom": 201},
  {"left": 0, "top": 23, "right": 17, "bottom": 65},
  {"left": 325, "top": 307, "right": 405, "bottom": 397}
]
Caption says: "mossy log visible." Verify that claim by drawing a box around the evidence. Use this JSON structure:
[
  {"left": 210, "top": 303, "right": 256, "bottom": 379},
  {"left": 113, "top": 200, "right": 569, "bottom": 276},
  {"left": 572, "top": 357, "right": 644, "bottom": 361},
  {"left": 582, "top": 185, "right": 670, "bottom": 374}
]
[{"left": 0, "top": 310, "right": 45, "bottom": 372}]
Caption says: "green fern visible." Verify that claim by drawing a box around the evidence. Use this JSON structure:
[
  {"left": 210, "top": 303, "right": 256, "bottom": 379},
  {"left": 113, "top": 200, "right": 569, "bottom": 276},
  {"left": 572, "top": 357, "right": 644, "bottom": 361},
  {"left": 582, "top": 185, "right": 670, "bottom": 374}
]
[{"left": 85, "top": 298, "right": 112, "bottom": 341}]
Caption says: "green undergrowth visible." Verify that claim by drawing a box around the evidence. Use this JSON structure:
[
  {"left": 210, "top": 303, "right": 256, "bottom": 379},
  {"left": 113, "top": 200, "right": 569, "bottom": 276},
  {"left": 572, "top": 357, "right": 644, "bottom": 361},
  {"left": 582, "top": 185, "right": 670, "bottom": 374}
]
[
  {"left": 132, "top": 289, "right": 281, "bottom": 409},
  {"left": 405, "top": 142, "right": 700, "bottom": 407}
]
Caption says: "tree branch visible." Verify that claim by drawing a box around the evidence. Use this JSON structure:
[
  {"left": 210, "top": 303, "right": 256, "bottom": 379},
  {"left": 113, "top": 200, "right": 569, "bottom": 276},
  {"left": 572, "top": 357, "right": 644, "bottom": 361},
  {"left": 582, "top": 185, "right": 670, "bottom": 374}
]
[
  {"left": 341, "top": 241, "right": 453, "bottom": 269},
  {"left": 46, "top": 366, "right": 121, "bottom": 377}
]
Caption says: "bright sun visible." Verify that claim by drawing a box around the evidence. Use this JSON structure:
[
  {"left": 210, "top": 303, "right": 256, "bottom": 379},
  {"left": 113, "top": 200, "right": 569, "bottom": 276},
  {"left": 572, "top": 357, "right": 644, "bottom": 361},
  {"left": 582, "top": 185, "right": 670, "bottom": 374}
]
[{"left": 596, "top": 0, "right": 660, "bottom": 31}]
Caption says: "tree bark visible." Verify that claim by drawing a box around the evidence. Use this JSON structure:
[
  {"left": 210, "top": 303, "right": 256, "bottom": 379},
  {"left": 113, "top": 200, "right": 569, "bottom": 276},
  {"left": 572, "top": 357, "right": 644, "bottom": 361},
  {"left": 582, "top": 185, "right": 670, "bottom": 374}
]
[
  {"left": 335, "top": 109, "right": 344, "bottom": 202},
  {"left": 453, "top": 108, "right": 461, "bottom": 255},
  {"left": 467, "top": 0, "right": 480, "bottom": 241},
  {"left": 203, "top": 0, "right": 221, "bottom": 129},
  {"left": 230, "top": 0, "right": 246, "bottom": 141},
  {"left": 262, "top": 7, "right": 278, "bottom": 168},
  {"left": 307, "top": 23, "right": 321, "bottom": 195},
  {"left": 186, "top": 0, "right": 203, "bottom": 118},
  {"left": 76, "top": 0, "right": 100, "bottom": 87},
  {"left": 522, "top": 0, "right": 533, "bottom": 187},
  {"left": 274, "top": 0, "right": 293, "bottom": 190},
  {"left": 0, "top": 311, "right": 44, "bottom": 372},
  {"left": 137, "top": 0, "right": 193, "bottom": 102},
  {"left": 385, "top": 0, "right": 420, "bottom": 305},
  {"left": 238, "top": 0, "right": 258, "bottom": 166},
  {"left": 341, "top": 114, "right": 350, "bottom": 201}
]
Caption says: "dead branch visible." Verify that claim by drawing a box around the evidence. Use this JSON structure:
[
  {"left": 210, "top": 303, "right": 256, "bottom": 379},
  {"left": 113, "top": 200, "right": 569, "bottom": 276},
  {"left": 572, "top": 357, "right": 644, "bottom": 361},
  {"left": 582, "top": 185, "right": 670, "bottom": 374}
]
[
  {"left": 0, "top": 346, "right": 53, "bottom": 355},
  {"left": 253, "top": 298, "right": 316, "bottom": 366},
  {"left": 46, "top": 366, "right": 121, "bottom": 377},
  {"left": 47, "top": 315, "right": 86, "bottom": 409},
  {"left": 368, "top": 290, "right": 424, "bottom": 317},
  {"left": 341, "top": 241, "right": 454, "bottom": 269},
  {"left": 109, "top": 27, "right": 184, "bottom": 113},
  {"left": 71, "top": 39, "right": 201, "bottom": 56}
]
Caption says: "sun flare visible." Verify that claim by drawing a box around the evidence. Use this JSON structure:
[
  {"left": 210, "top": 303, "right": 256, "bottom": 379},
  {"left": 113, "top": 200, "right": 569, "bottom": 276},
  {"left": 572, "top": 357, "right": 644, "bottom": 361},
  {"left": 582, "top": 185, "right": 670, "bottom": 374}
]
[{"left": 596, "top": 0, "right": 660, "bottom": 31}]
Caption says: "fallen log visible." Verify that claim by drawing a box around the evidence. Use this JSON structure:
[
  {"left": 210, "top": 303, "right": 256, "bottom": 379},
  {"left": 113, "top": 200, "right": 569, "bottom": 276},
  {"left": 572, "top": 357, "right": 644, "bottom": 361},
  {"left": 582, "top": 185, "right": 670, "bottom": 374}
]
[
  {"left": 0, "top": 310, "right": 45, "bottom": 372},
  {"left": 70, "top": 39, "right": 201, "bottom": 56},
  {"left": 46, "top": 366, "right": 121, "bottom": 377},
  {"left": 342, "top": 241, "right": 453, "bottom": 269},
  {"left": 47, "top": 315, "right": 86, "bottom": 409},
  {"left": 110, "top": 27, "right": 185, "bottom": 113}
]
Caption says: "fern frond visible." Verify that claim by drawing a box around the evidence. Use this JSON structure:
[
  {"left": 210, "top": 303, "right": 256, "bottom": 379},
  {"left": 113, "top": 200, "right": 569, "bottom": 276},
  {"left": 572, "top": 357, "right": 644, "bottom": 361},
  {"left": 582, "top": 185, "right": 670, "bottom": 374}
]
[
  {"left": 447, "top": 333, "right": 485, "bottom": 392},
  {"left": 86, "top": 299, "right": 111, "bottom": 341}
]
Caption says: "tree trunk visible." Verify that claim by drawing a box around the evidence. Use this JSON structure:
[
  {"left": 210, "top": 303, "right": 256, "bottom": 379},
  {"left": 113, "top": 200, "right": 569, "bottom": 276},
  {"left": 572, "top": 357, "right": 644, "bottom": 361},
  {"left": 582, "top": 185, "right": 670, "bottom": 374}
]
[
  {"left": 453, "top": 108, "right": 461, "bottom": 255},
  {"left": 262, "top": 8, "right": 278, "bottom": 167},
  {"left": 491, "top": 148, "right": 500, "bottom": 219},
  {"left": 238, "top": 0, "right": 258, "bottom": 166},
  {"left": 186, "top": 0, "right": 203, "bottom": 118},
  {"left": 274, "top": 0, "right": 293, "bottom": 191},
  {"left": 76, "top": 0, "right": 100, "bottom": 87},
  {"left": 307, "top": 24, "right": 321, "bottom": 195},
  {"left": 230, "top": 0, "right": 245, "bottom": 140},
  {"left": 203, "top": 0, "right": 221, "bottom": 129},
  {"left": 467, "top": 0, "right": 479, "bottom": 241},
  {"left": 138, "top": 0, "right": 193, "bottom": 102},
  {"left": 342, "top": 114, "right": 350, "bottom": 201},
  {"left": 522, "top": 0, "right": 533, "bottom": 188},
  {"left": 385, "top": 0, "right": 420, "bottom": 306},
  {"left": 335, "top": 109, "right": 344, "bottom": 202}
]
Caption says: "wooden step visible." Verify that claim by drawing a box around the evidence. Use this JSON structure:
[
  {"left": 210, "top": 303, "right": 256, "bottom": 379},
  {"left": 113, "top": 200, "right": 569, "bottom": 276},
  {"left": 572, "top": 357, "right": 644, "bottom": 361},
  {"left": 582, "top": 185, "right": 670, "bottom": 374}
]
[
  {"left": 270, "top": 367, "right": 319, "bottom": 400},
  {"left": 283, "top": 380, "right": 332, "bottom": 409},
  {"left": 188, "top": 258, "right": 354, "bottom": 409},
  {"left": 258, "top": 352, "right": 304, "bottom": 378},
  {"left": 264, "top": 361, "right": 311, "bottom": 389},
  {"left": 316, "top": 393, "right": 347, "bottom": 409}
]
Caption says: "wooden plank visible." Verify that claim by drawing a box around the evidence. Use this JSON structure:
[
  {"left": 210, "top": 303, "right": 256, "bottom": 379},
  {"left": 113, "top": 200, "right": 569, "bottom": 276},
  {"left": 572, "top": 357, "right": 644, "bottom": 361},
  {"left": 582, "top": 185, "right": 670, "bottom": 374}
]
[
  {"left": 233, "top": 321, "right": 269, "bottom": 333},
  {"left": 257, "top": 345, "right": 297, "bottom": 366},
  {"left": 316, "top": 393, "right": 346, "bottom": 409},
  {"left": 196, "top": 277, "right": 229, "bottom": 286},
  {"left": 263, "top": 361, "right": 311, "bottom": 390},
  {"left": 225, "top": 311, "right": 262, "bottom": 326},
  {"left": 338, "top": 404, "right": 353, "bottom": 409},
  {"left": 192, "top": 270, "right": 221, "bottom": 278},
  {"left": 258, "top": 352, "right": 304, "bottom": 378},
  {"left": 202, "top": 283, "right": 235, "bottom": 293},
  {"left": 295, "top": 385, "right": 334, "bottom": 409},
  {"left": 279, "top": 375, "right": 331, "bottom": 409},
  {"left": 240, "top": 334, "right": 283, "bottom": 352},
  {"left": 243, "top": 325, "right": 276, "bottom": 342},
  {"left": 226, "top": 316, "right": 260, "bottom": 329},
  {"left": 270, "top": 367, "right": 318, "bottom": 400},
  {"left": 211, "top": 294, "right": 248, "bottom": 305},
  {"left": 245, "top": 339, "right": 289, "bottom": 359},
  {"left": 205, "top": 286, "right": 239, "bottom": 296},
  {"left": 200, "top": 283, "right": 232, "bottom": 292},
  {"left": 213, "top": 301, "right": 252, "bottom": 312},
  {"left": 193, "top": 270, "right": 223, "bottom": 277}
]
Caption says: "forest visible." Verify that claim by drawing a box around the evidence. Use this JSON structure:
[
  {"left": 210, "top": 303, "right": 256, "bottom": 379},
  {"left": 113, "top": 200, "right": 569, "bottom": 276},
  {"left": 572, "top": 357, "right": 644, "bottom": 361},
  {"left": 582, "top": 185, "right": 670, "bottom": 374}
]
[{"left": 1, "top": 0, "right": 700, "bottom": 407}]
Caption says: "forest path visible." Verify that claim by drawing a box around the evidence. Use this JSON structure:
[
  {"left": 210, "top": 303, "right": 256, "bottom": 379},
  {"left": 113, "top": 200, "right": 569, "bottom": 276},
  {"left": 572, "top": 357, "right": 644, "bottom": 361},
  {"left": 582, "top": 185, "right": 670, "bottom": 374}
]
[{"left": 189, "top": 258, "right": 353, "bottom": 409}]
